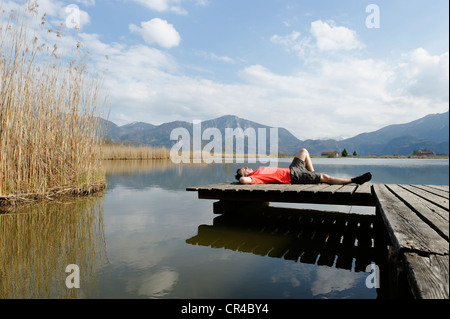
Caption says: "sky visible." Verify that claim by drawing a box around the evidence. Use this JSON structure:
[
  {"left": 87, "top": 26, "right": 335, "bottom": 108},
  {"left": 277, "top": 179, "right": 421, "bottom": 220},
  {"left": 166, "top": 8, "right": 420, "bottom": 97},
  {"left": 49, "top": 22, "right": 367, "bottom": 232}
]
[{"left": 4, "top": 0, "right": 449, "bottom": 140}]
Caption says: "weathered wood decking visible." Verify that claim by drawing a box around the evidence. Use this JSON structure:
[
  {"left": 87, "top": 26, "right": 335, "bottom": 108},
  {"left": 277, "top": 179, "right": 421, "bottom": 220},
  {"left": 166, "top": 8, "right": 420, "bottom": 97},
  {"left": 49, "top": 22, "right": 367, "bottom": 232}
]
[
  {"left": 373, "top": 184, "right": 448, "bottom": 299},
  {"left": 187, "top": 183, "right": 375, "bottom": 206},
  {"left": 186, "top": 183, "right": 449, "bottom": 299}
]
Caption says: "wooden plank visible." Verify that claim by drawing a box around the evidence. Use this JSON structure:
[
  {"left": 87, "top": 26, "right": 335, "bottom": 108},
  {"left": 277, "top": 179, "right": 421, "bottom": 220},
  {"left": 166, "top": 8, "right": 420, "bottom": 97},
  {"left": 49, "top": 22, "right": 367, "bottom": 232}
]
[
  {"left": 400, "top": 185, "right": 449, "bottom": 211},
  {"left": 242, "top": 184, "right": 273, "bottom": 192},
  {"left": 403, "top": 253, "right": 449, "bottom": 299},
  {"left": 426, "top": 185, "right": 449, "bottom": 193},
  {"left": 351, "top": 184, "right": 376, "bottom": 206},
  {"left": 300, "top": 183, "right": 332, "bottom": 193},
  {"left": 410, "top": 185, "right": 450, "bottom": 199},
  {"left": 373, "top": 184, "right": 448, "bottom": 255},
  {"left": 290, "top": 184, "right": 318, "bottom": 193},
  {"left": 354, "top": 184, "right": 372, "bottom": 195},
  {"left": 202, "top": 183, "right": 232, "bottom": 190},
  {"left": 186, "top": 183, "right": 231, "bottom": 191},
  {"left": 386, "top": 184, "right": 449, "bottom": 241},
  {"left": 334, "top": 185, "right": 357, "bottom": 194},
  {"left": 209, "top": 184, "right": 242, "bottom": 191},
  {"left": 318, "top": 185, "right": 344, "bottom": 195}
]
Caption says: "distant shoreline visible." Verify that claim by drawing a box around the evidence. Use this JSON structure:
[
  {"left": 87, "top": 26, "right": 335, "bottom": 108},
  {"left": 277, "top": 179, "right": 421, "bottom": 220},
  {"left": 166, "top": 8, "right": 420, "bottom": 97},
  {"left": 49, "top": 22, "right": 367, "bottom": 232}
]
[{"left": 102, "top": 143, "right": 449, "bottom": 160}]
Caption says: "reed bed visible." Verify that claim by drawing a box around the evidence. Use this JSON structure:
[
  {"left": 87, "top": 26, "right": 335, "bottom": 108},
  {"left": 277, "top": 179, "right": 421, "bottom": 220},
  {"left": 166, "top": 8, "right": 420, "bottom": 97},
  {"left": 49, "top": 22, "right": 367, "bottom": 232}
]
[
  {"left": 102, "top": 144, "right": 171, "bottom": 160},
  {"left": 0, "top": 2, "right": 107, "bottom": 205}
]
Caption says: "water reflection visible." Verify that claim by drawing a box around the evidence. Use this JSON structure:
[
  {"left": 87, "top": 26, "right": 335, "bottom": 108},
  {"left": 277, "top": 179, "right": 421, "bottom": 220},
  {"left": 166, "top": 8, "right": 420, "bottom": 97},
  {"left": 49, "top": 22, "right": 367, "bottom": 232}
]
[
  {"left": 0, "top": 193, "right": 107, "bottom": 298},
  {"left": 186, "top": 206, "right": 389, "bottom": 273},
  {"left": 133, "top": 268, "right": 179, "bottom": 298},
  {"left": 103, "top": 159, "right": 228, "bottom": 191}
]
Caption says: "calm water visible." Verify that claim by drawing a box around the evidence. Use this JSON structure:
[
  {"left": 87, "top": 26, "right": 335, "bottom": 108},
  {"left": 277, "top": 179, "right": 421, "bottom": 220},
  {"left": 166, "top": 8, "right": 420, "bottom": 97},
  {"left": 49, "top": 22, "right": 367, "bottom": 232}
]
[{"left": 1, "top": 158, "right": 448, "bottom": 299}]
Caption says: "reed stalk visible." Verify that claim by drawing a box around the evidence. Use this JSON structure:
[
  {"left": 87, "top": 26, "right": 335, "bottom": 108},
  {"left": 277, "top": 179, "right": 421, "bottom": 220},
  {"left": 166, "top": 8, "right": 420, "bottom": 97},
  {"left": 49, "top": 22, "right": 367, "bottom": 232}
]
[{"left": 0, "top": 1, "right": 107, "bottom": 205}]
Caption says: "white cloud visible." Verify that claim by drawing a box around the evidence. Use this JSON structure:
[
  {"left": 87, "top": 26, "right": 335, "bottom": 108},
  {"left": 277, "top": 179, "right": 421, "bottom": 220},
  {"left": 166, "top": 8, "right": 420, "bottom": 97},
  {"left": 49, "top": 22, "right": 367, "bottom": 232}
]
[
  {"left": 397, "top": 48, "right": 449, "bottom": 101},
  {"left": 270, "top": 31, "right": 303, "bottom": 53},
  {"left": 271, "top": 30, "right": 312, "bottom": 57},
  {"left": 131, "top": 0, "right": 187, "bottom": 15},
  {"left": 32, "top": 0, "right": 60, "bottom": 16},
  {"left": 195, "top": 0, "right": 209, "bottom": 6},
  {"left": 209, "top": 53, "right": 235, "bottom": 64},
  {"left": 310, "top": 20, "right": 365, "bottom": 52},
  {"left": 129, "top": 18, "right": 181, "bottom": 49},
  {"left": 75, "top": 0, "right": 95, "bottom": 6},
  {"left": 129, "top": 0, "right": 208, "bottom": 14},
  {"left": 271, "top": 20, "right": 364, "bottom": 59},
  {"left": 271, "top": 31, "right": 301, "bottom": 46},
  {"left": 198, "top": 51, "right": 235, "bottom": 64}
]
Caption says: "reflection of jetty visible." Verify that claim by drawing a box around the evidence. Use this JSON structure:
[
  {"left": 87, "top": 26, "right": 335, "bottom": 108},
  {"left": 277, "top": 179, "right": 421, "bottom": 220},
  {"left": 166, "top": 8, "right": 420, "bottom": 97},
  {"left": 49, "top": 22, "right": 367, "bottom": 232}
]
[
  {"left": 186, "top": 207, "right": 388, "bottom": 273},
  {"left": 187, "top": 183, "right": 449, "bottom": 299}
]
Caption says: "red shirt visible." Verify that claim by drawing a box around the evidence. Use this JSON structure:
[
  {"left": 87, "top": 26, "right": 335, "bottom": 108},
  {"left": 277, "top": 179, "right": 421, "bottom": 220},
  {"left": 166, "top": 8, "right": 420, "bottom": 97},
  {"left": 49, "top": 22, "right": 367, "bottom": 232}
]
[{"left": 249, "top": 167, "right": 291, "bottom": 184}]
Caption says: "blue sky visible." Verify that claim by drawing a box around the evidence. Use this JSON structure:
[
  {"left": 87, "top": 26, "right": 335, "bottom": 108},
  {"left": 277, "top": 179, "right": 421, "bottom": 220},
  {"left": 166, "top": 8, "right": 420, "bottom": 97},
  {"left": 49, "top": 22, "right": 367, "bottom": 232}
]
[{"left": 5, "top": 0, "right": 449, "bottom": 140}]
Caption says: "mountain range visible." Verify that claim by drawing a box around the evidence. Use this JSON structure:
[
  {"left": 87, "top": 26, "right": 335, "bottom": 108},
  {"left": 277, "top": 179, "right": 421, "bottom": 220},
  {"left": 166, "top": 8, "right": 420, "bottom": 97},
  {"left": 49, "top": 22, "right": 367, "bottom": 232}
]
[{"left": 101, "top": 111, "right": 449, "bottom": 156}]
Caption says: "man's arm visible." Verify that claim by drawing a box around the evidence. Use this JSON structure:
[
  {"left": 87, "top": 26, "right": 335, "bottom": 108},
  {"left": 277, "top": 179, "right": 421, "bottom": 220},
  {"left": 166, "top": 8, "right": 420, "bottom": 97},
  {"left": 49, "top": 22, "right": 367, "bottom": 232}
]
[{"left": 239, "top": 176, "right": 252, "bottom": 184}]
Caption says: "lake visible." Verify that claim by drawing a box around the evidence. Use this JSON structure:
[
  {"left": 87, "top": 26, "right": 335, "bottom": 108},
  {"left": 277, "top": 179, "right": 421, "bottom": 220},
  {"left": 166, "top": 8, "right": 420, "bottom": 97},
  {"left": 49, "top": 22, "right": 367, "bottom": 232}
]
[{"left": 1, "top": 158, "right": 448, "bottom": 299}]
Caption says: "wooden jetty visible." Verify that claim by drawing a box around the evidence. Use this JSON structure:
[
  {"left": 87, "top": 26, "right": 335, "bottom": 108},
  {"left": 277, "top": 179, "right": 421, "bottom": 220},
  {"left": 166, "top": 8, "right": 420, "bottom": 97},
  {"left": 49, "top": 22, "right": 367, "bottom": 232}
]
[{"left": 186, "top": 183, "right": 449, "bottom": 299}]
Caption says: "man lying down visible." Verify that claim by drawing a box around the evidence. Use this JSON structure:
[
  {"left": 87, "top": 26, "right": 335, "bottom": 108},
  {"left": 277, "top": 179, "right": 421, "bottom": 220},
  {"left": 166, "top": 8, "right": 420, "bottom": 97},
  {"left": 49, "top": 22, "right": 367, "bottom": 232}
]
[{"left": 235, "top": 148, "right": 372, "bottom": 186}]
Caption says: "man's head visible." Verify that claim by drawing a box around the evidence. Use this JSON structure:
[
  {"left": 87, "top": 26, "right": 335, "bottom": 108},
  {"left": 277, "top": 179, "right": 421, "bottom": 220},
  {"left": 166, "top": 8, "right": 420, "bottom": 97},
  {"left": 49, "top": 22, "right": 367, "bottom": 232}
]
[{"left": 235, "top": 167, "right": 253, "bottom": 181}]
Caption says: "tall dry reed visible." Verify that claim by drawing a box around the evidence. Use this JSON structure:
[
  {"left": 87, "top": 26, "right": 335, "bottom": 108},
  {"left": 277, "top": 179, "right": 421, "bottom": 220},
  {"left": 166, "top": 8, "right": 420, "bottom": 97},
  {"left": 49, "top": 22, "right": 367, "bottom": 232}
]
[{"left": 0, "top": 1, "right": 107, "bottom": 203}]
